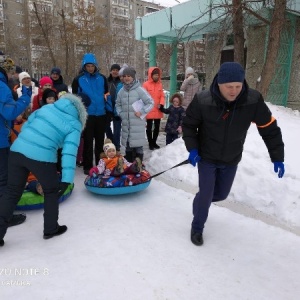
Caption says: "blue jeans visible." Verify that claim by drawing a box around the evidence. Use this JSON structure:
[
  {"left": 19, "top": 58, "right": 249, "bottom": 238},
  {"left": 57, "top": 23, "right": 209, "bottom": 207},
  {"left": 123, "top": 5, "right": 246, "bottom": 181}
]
[{"left": 192, "top": 160, "right": 237, "bottom": 233}]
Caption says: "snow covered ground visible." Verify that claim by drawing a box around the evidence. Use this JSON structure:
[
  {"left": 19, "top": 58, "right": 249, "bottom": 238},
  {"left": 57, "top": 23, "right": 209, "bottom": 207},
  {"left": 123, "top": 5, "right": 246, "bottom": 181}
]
[{"left": 1, "top": 103, "right": 299, "bottom": 300}]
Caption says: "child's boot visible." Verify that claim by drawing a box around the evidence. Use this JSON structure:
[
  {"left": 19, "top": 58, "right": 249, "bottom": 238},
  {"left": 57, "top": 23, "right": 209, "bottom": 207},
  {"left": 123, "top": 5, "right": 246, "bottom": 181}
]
[
  {"left": 114, "top": 158, "right": 124, "bottom": 175},
  {"left": 131, "top": 157, "right": 142, "bottom": 173}
]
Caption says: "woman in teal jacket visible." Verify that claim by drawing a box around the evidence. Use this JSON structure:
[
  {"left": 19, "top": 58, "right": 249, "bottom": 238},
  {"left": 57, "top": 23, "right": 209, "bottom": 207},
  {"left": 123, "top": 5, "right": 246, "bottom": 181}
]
[{"left": 0, "top": 93, "right": 87, "bottom": 246}]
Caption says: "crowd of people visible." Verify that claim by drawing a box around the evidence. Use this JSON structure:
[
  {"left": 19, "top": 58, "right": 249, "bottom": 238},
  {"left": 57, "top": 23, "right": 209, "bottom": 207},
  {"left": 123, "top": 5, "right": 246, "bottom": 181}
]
[{"left": 0, "top": 52, "right": 285, "bottom": 247}]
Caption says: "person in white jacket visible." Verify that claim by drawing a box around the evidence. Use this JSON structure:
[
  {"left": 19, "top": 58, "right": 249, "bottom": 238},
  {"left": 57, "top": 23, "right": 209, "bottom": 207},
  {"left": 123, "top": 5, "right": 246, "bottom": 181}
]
[{"left": 17, "top": 72, "right": 39, "bottom": 111}]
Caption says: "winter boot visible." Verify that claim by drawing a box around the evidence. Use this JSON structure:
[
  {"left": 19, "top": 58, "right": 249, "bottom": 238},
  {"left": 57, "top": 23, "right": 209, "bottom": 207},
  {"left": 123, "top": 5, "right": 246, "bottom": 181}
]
[
  {"left": 135, "top": 153, "right": 144, "bottom": 171},
  {"left": 135, "top": 153, "right": 144, "bottom": 163},
  {"left": 153, "top": 129, "right": 160, "bottom": 149},
  {"left": 114, "top": 157, "right": 124, "bottom": 175},
  {"left": 131, "top": 157, "right": 143, "bottom": 173},
  {"left": 0, "top": 239, "right": 4, "bottom": 247},
  {"left": 43, "top": 225, "right": 68, "bottom": 240},
  {"left": 190, "top": 229, "right": 203, "bottom": 246},
  {"left": 146, "top": 130, "right": 154, "bottom": 150}
]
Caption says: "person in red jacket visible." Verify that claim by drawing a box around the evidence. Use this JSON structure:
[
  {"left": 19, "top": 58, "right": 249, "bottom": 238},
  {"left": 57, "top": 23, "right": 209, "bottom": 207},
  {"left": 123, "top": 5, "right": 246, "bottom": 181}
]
[
  {"left": 142, "top": 67, "right": 165, "bottom": 150},
  {"left": 31, "top": 76, "right": 53, "bottom": 112}
]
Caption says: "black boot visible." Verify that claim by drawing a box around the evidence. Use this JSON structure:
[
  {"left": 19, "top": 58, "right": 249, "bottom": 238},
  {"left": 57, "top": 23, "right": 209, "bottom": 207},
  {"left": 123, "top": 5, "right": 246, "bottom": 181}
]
[
  {"left": 8, "top": 213, "right": 26, "bottom": 227},
  {"left": 191, "top": 229, "right": 203, "bottom": 246},
  {"left": 0, "top": 240, "right": 4, "bottom": 247},
  {"left": 44, "top": 225, "right": 68, "bottom": 240},
  {"left": 146, "top": 130, "right": 154, "bottom": 150},
  {"left": 153, "top": 129, "right": 160, "bottom": 149}
]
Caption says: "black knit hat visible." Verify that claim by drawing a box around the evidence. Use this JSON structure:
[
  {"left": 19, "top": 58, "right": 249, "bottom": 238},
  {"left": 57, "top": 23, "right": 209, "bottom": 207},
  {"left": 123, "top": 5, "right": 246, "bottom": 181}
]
[
  {"left": 51, "top": 67, "right": 61, "bottom": 75},
  {"left": 217, "top": 62, "right": 245, "bottom": 84},
  {"left": 110, "top": 64, "right": 121, "bottom": 71},
  {"left": 15, "top": 66, "right": 23, "bottom": 74},
  {"left": 42, "top": 88, "right": 58, "bottom": 105}
]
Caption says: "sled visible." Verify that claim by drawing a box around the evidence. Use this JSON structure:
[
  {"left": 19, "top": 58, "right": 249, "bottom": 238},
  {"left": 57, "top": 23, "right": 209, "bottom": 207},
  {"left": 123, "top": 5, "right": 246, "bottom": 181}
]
[
  {"left": 16, "top": 184, "right": 74, "bottom": 210},
  {"left": 84, "top": 160, "right": 189, "bottom": 196},
  {"left": 84, "top": 170, "right": 151, "bottom": 196}
]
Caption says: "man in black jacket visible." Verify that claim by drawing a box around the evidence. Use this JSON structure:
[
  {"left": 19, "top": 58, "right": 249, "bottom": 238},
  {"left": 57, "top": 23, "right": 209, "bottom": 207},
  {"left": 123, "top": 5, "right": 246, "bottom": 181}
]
[
  {"left": 106, "top": 64, "right": 121, "bottom": 151},
  {"left": 182, "top": 62, "right": 285, "bottom": 246},
  {"left": 50, "top": 67, "right": 68, "bottom": 94}
]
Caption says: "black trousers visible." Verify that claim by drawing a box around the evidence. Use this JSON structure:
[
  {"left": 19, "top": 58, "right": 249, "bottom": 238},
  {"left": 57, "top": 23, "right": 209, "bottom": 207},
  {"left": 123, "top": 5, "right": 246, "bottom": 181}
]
[
  {"left": 0, "top": 152, "right": 60, "bottom": 239},
  {"left": 146, "top": 119, "right": 161, "bottom": 145},
  {"left": 83, "top": 115, "right": 106, "bottom": 170}
]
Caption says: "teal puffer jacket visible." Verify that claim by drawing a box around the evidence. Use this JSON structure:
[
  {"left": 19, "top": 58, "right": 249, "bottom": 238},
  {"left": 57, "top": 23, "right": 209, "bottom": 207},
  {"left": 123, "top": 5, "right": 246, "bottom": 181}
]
[{"left": 11, "top": 94, "right": 87, "bottom": 183}]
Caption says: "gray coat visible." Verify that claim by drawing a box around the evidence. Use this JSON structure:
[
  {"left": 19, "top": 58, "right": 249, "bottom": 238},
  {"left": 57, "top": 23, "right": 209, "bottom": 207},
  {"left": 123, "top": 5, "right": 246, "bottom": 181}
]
[{"left": 116, "top": 81, "right": 154, "bottom": 148}]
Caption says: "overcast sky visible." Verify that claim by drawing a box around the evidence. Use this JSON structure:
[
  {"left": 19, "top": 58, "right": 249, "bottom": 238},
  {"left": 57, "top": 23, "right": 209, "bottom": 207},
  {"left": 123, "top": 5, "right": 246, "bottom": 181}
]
[
  {"left": 147, "top": 0, "right": 190, "bottom": 7},
  {"left": 147, "top": 0, "right": 300, "bottom": 10}
]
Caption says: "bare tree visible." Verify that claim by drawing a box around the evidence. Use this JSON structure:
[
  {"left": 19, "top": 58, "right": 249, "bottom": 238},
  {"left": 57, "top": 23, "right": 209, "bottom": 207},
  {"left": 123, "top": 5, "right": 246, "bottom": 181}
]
[
  {"left": 70, "top": 0, "right": 112, "bottom": 73},
  {"left": 255, "top": 0, "right": 287, "bottom": 97},
  {"left": 30, "top": 0, "right": 113, "bottom": 80},
  {"left": 232, "top": 0, "right": 245, "bottom": 65},
  {"left": 32, "top": 2, "right": 57, "bottom": 67},
  {"left": 171, "top": 0, "right": 287, "bottom": 97},
  {"left": 57, "top": 9, "right": 72, "bottom": 80}
]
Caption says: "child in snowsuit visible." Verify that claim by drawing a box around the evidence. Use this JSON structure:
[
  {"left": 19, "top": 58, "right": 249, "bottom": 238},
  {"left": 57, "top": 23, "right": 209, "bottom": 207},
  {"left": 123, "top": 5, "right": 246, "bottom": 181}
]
[
  {"left": 42, "top": 88, "right": 58, "bottom": 105},
  {"left": 32, "top": 76, "right": 54, "bottom": 112},
  {"left": 89, "top": 139, "right": 142, "bottom": 177},
  {"left": 26, "top": 173, "right": 44, "bottom": 195},
  {"left": 160, "top": 93, "right": 185, "bottom": 145},
  {"left": 10, "top": 112, "right": 28, "bottom": 144}
]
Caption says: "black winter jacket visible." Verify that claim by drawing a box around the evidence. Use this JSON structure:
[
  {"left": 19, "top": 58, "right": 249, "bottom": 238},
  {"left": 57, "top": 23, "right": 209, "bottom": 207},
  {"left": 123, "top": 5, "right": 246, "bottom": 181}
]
[
  {"left": 182, "top": 79, "right": 284, "bottom": 165},
  {"left": 52, "top": 75, "right": 68, "bottom": 93}
]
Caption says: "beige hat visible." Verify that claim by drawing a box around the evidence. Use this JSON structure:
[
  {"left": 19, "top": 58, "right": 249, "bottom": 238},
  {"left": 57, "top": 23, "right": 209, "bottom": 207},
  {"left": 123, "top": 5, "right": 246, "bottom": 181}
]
[
  {"left": 103, "top": 138, "right": 116, "bottom": 155},
  {"left": 0, "top": 56, "right": 15, "bottom": 73}
]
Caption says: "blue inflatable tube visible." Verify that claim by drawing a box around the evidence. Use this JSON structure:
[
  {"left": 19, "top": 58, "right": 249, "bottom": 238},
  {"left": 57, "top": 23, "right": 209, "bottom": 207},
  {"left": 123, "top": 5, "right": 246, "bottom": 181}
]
[
  {"left": 85, "top": 170, "right": 151, "bottom": 196},
  {"left": 85, "top": 180, "right": 151, "bottom": 195}
]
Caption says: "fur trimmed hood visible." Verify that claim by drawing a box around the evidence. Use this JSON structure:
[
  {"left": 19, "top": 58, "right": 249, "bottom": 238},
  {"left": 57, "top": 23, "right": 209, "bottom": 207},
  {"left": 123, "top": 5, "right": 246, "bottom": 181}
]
[{"left": 54, "top": 93, "right": 87, "bottom": 130}]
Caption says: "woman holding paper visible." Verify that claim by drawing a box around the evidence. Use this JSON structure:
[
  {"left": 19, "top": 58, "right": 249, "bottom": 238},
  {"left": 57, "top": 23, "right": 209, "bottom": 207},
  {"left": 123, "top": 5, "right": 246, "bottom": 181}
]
[{"left": 115, "top": 67, "right": 154, "bottom": 162}]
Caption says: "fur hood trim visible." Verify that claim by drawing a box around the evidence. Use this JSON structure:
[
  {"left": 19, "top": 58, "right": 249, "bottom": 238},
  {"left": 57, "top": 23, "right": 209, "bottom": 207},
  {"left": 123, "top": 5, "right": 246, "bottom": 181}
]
[{"left": 56, "top": 93, "right": 87, "bottom": 130}]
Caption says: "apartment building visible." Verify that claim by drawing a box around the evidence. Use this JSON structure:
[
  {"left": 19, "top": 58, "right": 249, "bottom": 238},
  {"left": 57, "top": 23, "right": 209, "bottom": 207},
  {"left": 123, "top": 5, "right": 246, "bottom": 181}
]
[{"left": 0, "top": 0, "right": 206, "bottom": 83}]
